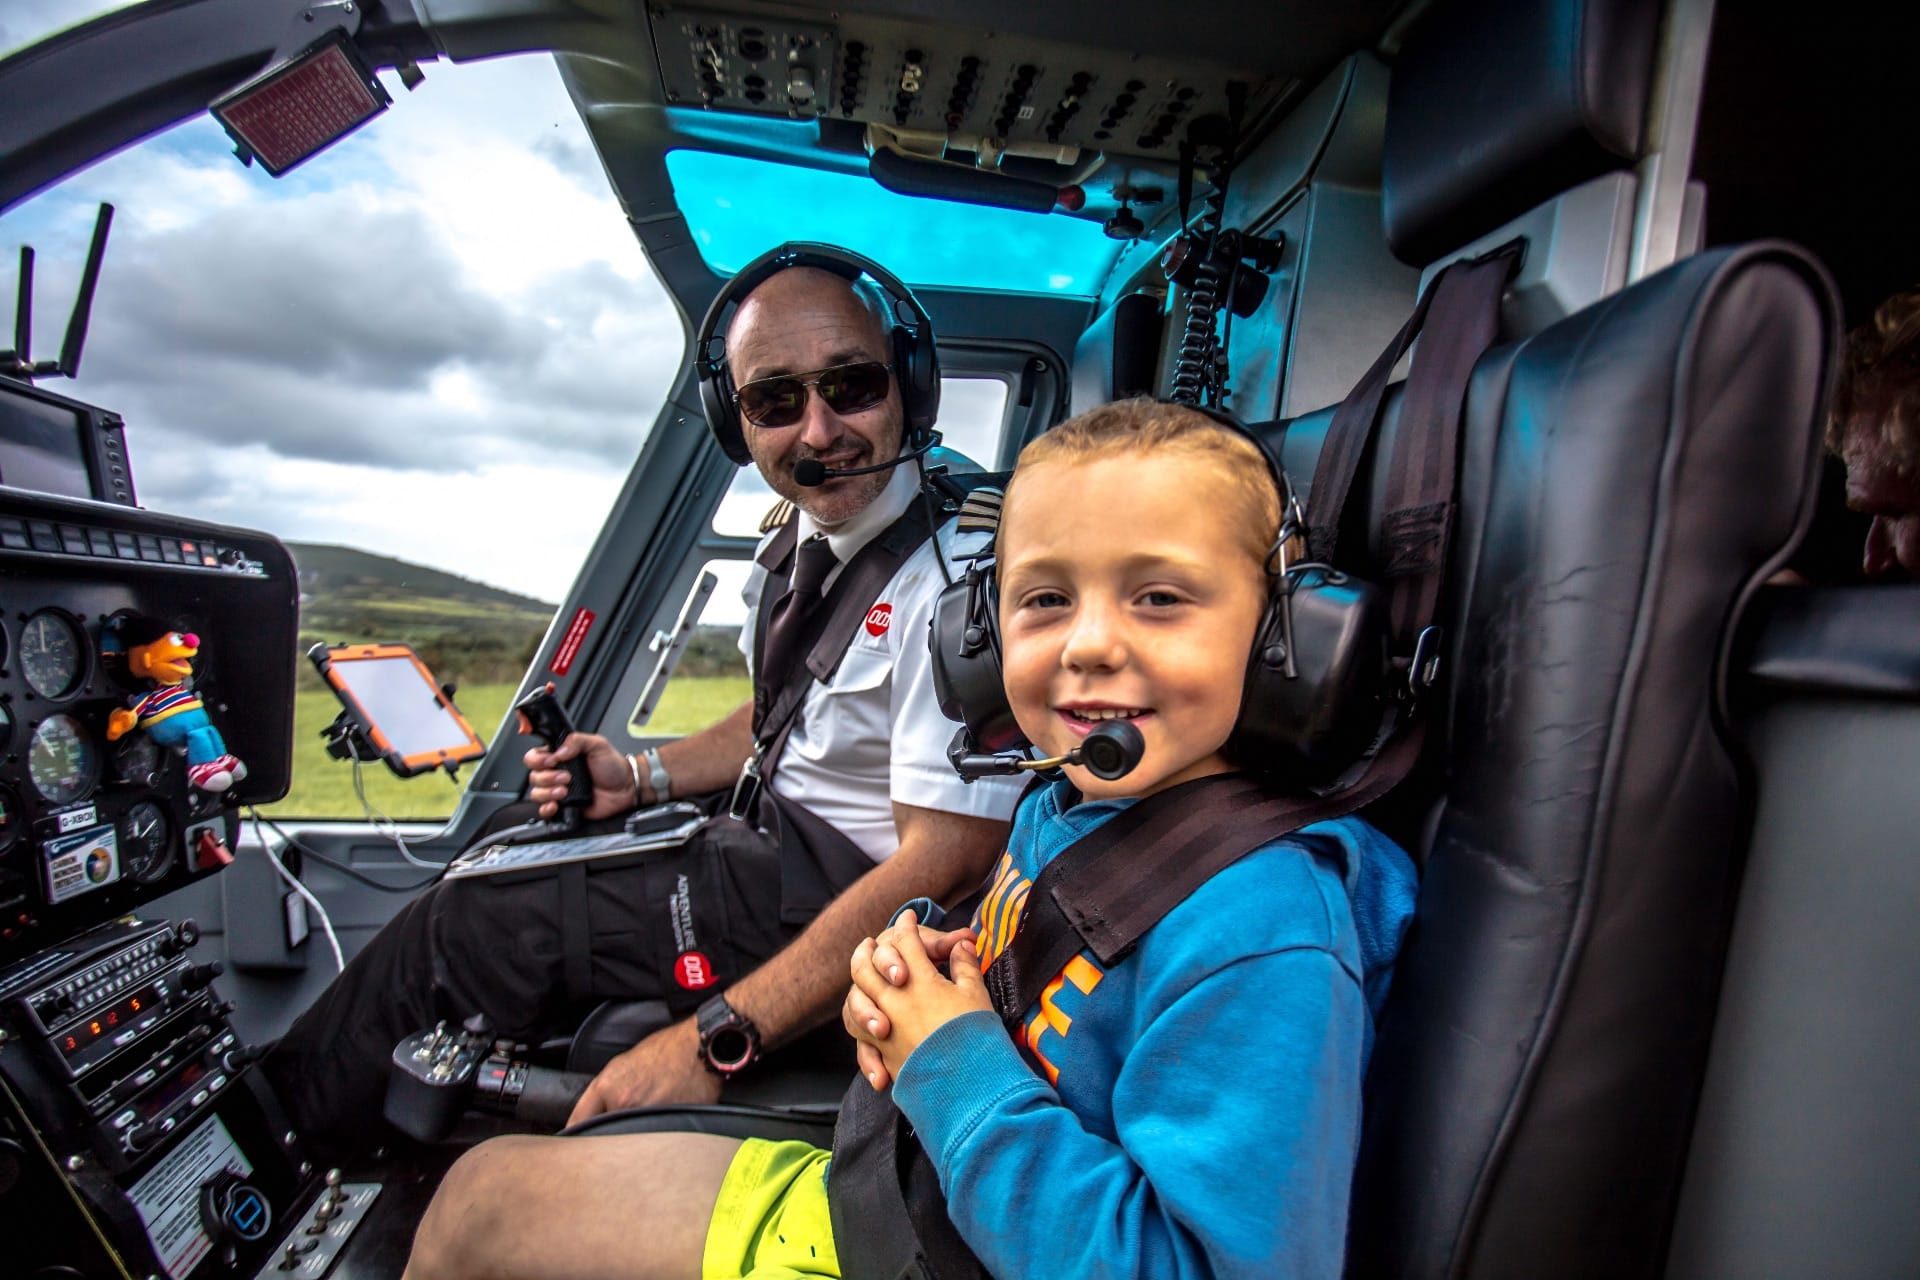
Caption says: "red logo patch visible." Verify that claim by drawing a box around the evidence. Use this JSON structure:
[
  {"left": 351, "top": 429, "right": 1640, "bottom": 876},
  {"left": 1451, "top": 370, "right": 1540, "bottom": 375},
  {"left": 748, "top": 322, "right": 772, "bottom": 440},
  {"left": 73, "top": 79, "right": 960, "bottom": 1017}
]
[
  {"left": 673, "top": 951, "right": 717, "bottom": 991},
  {"left": 865, "top": 603, "right": 893, "bottom": 637}
]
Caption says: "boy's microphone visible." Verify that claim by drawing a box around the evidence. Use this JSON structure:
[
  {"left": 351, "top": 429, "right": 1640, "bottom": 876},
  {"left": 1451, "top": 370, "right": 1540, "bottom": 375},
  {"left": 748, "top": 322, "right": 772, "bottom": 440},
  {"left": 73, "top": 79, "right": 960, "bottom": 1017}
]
[{"left": 949, "top": 720, "right": 1145, "bottom": 782}]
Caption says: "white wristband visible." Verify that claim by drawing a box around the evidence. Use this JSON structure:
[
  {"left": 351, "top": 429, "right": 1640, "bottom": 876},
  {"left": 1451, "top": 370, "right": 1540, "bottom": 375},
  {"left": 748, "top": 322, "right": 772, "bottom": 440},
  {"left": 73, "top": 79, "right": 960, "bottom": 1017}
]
[{"left": 641, "top": 747, "right": 672, "bottom": 802}]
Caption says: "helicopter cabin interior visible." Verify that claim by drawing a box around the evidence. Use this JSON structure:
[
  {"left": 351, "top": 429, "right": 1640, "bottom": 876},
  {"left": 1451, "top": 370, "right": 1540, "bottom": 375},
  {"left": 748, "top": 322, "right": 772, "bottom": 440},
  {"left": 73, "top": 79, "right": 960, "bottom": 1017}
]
[{"left": 0, "top": 0, "right": 1916, "bottom": 1277}]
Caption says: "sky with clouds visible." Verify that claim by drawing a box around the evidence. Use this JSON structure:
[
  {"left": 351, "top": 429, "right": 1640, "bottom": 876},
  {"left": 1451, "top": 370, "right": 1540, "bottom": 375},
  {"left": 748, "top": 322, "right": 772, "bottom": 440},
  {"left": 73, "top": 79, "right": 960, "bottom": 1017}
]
[{"left": 2, "top": 1, "right": 681, "bottom": 604}]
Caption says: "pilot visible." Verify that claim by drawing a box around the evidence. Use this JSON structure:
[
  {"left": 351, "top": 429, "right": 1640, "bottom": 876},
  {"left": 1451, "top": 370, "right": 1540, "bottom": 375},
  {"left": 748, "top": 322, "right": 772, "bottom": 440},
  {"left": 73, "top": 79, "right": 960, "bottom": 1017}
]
[
  {"left": 260, "top": 245, "right": 1028, "bottom": 1147},
  {"left": 1828, "top": 283, "right": 1920, "bottom": 579}
]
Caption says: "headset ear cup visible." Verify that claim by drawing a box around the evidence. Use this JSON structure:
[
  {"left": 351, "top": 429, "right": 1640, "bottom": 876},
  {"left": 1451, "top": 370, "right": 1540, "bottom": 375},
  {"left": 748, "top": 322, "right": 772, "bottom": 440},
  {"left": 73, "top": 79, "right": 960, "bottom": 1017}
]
[
  {"left": 929, "top": 567, "right": 1023, "bottom": 755},
  {"left": 895, "top": 324, "right": 940, "bottom": 443},
  {"left": 1229, "top": 569, "right": 1390, "bottom": 780},
  {"left": 701, "top": 364, "right": 752, "bottom": 466}
]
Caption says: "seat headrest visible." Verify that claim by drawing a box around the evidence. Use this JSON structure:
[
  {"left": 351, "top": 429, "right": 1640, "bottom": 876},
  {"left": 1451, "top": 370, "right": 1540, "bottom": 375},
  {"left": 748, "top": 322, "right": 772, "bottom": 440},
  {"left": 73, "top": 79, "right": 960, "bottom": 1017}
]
[
  {"left": 1384, "top": 0, "right": 1663, "bottom": 265},
  {"left": 1070, "top": 293, "right": 1164, "bottom": 415}
]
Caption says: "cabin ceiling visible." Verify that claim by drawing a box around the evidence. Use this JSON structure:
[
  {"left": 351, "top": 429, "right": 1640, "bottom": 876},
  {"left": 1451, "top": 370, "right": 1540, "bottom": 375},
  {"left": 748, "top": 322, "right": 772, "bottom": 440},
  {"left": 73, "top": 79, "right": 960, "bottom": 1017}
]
[
  {"left": 629, "top": 0, "right": 1409, "bottom": 166},
  {"left": 0, "top": 0, "right": 1413, "bottom": 220}
]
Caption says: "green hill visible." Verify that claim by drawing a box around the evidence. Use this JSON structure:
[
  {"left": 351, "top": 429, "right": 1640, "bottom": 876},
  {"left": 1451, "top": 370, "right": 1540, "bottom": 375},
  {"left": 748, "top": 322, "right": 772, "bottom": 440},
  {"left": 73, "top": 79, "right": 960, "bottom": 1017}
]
[{"left": 289, "top": 542, "right": 557, "bottom": 687}]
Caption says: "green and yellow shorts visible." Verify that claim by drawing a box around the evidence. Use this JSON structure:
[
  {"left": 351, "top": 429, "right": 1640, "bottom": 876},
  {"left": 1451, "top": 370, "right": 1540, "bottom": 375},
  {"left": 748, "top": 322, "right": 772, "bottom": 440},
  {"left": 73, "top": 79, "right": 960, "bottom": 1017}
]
[{"left": 702, "top": 1138, "right": 841, "bottom": 1279}]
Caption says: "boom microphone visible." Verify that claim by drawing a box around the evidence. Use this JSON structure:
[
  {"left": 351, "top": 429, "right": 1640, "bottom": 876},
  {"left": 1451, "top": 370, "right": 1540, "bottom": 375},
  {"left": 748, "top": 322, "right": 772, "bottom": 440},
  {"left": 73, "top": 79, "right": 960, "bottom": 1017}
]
[
  {"left": 794, "top": 435, "right": 939, "bottom": 487},
  {"left": 949, "top": 719, "right": 1146, "bottom": 783}
]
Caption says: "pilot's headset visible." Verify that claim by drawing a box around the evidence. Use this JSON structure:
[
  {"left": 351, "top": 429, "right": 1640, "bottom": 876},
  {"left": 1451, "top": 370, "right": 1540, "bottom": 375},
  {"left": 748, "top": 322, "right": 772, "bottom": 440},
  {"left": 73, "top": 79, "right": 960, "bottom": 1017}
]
[
  {"left": 928, "top": 403, "right": 1392, "bottom": 782},
  {"left": 695, "top": 242, "right": 942, "bottom": 466}
]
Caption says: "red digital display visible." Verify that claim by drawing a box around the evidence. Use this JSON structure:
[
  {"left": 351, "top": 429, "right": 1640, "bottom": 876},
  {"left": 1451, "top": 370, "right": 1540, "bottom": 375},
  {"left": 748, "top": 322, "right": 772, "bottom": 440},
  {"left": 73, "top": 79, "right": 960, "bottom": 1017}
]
[{"left": 57, "top": 982, "right": 160, "bottom": 1060}]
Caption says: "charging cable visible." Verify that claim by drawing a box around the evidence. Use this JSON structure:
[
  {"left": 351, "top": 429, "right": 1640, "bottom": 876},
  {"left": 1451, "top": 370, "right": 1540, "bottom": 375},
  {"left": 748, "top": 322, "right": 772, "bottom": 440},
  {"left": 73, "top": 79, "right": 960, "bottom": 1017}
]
[
  {"left": 246, "top": 807, "right": 345, "bottom": 973},
  {"left": 349, "top": 755, "right": 444, "bottom": 871}
]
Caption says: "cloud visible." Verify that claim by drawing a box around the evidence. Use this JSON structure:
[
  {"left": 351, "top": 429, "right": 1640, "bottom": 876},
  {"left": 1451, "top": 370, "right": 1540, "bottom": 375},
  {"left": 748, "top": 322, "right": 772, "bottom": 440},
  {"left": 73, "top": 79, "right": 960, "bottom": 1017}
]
[{"left": 1, "top": 40, "right": 689, "bottom": 595}]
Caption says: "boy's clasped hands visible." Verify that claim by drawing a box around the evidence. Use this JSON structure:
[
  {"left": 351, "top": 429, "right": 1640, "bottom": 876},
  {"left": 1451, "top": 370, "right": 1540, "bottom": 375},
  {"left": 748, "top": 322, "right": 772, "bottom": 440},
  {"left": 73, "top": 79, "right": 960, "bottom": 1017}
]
[{"left": 844, "top": 911, "right": 989, "bottom": 1091}]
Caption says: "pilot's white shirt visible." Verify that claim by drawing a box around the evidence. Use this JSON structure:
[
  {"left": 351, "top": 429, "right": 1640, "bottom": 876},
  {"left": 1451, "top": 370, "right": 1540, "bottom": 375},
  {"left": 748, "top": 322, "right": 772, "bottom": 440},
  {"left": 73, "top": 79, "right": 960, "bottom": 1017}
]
[{"left": 739, "top": 462, "right": 1025, "bottom": 862}]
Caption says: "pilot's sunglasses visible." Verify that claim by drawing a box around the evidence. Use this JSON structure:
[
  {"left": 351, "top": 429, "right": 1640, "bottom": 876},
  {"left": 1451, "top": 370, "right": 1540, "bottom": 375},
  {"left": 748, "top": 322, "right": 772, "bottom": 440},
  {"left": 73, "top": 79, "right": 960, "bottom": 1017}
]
[{"left": 735, "top": 361, "right": 893, "bottom": 428}]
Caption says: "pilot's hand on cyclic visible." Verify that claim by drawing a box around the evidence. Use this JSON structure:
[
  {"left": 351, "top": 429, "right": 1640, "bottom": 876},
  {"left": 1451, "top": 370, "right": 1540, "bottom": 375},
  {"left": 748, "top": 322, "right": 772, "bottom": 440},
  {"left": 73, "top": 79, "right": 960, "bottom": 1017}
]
[
  {"left": 523, "top": 732, "right": 633, "bottom": 820},
  {"left": 565, "top": 1016, "right": 720, "bottom": 1128}
]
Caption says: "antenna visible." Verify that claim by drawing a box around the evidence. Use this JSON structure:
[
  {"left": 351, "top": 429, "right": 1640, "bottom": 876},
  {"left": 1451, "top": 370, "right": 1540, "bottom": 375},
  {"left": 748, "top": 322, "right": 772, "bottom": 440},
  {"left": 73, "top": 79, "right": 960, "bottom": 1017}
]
[
  {"left": 59, "top": 204, "right": 113, "bottom": 379},
  {"left": 1, "top": 202, "right": 114, "bottom": 382}
]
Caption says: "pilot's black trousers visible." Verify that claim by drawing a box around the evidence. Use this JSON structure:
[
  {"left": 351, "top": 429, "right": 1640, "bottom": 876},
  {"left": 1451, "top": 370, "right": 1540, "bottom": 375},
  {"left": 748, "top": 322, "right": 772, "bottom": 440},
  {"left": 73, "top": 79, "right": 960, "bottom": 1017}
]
[{"left": 259, "top": 807, "right": 791, "bottom": 1153}]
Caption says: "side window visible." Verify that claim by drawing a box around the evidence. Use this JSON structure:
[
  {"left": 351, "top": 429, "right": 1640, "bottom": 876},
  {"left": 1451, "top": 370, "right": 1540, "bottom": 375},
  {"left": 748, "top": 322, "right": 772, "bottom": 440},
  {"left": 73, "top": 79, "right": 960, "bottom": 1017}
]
[
  {"left": 1, "top": 52, "right": 677, "bottom": 821},
  {"left": 932, "top": 377, "right": 1012, "bottom": 470},
  {"left": 636, "top": 374, "right": 1009, "bottom": 738},
  {"left": 626, "top": 558, "right": 753, "bottom": 738}
]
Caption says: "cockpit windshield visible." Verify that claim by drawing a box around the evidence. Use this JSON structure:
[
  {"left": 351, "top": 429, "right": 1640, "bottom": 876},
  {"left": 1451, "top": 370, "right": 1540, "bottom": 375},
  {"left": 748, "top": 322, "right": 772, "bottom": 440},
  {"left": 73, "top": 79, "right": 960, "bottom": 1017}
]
[{"left": 665, "top": 148, "right": 1126, "bottom": 295}]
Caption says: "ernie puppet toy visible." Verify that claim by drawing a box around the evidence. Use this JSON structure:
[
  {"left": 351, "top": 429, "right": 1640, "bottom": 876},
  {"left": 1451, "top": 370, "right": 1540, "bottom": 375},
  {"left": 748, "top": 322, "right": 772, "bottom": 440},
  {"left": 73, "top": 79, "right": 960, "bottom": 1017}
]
[{"left": 107, "top": 620, "right": 248, "bottom": 792}]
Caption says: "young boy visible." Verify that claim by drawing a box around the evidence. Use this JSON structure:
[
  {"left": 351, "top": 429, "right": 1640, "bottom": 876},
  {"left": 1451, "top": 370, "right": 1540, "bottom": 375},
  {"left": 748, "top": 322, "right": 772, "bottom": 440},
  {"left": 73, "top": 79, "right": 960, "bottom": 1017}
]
[
  {"left": 701, "top": 399, "right": 1418, "bottom": 1279},
  {"left": 403, "top": 400, "right": 1416, "bottom": 1280}
]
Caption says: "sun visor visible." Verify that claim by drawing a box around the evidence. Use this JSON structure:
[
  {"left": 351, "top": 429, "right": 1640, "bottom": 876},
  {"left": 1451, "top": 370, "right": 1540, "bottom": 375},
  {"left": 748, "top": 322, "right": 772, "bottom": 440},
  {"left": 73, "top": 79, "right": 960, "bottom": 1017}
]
[{"left": 1382, "top": 0, "right": 1662, "bottom": 265}]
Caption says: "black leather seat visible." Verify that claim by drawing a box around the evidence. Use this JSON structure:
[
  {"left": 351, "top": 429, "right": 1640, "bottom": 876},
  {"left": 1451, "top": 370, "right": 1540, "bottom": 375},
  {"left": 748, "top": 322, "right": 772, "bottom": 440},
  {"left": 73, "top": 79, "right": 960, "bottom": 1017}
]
[{"left": 1272, "top": 243, "right": 1836, "bottom": 1278}]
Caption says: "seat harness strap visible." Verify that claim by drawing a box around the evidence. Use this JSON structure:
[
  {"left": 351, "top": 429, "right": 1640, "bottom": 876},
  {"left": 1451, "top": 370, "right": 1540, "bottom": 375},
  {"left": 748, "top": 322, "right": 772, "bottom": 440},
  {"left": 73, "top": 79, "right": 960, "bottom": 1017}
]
[{"left": 734, "top": 497, "right": 937, "bottom": 820}]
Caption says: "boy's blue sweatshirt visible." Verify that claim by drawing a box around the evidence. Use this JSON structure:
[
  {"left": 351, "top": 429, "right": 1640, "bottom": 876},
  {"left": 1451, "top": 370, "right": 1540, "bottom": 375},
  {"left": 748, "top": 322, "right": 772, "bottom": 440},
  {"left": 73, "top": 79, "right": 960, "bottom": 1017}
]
[{"left": 890, "top": 779, "right": 1417, "bottom": 1280}]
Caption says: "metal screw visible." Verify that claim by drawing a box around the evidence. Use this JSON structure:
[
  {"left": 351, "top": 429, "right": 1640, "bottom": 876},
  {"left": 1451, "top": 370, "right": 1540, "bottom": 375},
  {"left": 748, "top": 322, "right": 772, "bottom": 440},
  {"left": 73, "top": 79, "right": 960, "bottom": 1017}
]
[
  {"left": 66, "top": 1154, "right": 85, "bottom": 1171},
  {"left": 285, "top": 1131, "right": 298, "bottom": 1145}
]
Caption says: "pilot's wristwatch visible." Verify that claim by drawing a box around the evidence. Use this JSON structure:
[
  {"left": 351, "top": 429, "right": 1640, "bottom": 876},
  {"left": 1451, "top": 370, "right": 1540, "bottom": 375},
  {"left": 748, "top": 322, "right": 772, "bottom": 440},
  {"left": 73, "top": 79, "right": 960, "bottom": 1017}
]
[{"left": 696, "top": 994, "right": 762, "bottom": 1075}]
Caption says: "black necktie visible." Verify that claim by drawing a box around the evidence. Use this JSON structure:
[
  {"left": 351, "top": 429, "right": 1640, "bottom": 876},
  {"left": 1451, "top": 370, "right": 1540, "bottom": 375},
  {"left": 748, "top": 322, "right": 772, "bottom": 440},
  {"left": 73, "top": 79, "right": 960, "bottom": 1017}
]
[{"left": 760, "top": 534, "right": 838, "bottom": 694}]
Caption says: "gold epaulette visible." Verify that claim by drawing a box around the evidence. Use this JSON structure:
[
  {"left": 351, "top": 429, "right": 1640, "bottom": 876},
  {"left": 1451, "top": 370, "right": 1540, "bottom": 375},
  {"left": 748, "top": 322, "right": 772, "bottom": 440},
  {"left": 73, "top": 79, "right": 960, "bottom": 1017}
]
[
  {"left": 759, "top": 498, "right": 797, "bottom": 533},
  {"left": 954, "top": 487, "right": 1005, "bottom": 537}
]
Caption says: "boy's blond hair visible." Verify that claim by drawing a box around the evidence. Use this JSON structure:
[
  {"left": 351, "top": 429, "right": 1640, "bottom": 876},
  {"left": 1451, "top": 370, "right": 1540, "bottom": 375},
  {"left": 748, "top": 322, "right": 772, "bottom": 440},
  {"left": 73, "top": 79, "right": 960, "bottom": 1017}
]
[{"left": 1007, "top": 398, "right": 1288, "bottom": 567}]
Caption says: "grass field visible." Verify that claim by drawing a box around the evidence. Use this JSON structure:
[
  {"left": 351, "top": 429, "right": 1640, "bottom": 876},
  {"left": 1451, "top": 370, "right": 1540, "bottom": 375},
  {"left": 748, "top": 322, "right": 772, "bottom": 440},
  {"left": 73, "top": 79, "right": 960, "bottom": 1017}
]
[{"left": 261, "top": 675, "right": 753, "bottom": 820}]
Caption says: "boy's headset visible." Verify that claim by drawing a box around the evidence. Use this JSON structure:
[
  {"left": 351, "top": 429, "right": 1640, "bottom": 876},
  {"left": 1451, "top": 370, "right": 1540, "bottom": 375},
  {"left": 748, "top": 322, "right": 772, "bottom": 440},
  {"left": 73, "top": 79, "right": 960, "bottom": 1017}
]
[
  {"left": 695, "top": 242, "right": 942, "bottom": 481},
  {"left": 929, "top": 405, "right": 1391, "bottom": 783}
]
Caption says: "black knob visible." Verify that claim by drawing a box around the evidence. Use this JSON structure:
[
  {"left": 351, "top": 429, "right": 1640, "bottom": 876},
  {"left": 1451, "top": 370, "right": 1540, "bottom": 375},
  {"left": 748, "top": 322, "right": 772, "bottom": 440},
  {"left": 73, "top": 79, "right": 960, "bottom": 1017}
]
[
  {"left": 125, "top": 1119, "right": 166, "bottom": 1155},
  {"left": 181, "top": 961, "right": 224, "bottom": 993}
]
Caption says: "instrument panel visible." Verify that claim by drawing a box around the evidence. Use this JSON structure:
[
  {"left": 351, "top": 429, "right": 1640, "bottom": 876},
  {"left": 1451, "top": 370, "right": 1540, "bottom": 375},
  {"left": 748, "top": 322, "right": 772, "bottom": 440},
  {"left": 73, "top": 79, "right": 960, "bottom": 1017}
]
[
  {"left": 648, "top": 2, "right": 1290, "bottom": 165},
  {"left": 0, "top": 486, "right": 298, "bottom": 961}
]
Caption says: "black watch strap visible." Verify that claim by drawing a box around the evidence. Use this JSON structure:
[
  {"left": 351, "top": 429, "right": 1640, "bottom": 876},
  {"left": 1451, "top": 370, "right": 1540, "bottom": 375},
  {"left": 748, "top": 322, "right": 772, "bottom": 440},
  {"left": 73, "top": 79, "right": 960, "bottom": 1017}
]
[{"left": 696, "top": 994, "right": 761, "bottom": 1075}]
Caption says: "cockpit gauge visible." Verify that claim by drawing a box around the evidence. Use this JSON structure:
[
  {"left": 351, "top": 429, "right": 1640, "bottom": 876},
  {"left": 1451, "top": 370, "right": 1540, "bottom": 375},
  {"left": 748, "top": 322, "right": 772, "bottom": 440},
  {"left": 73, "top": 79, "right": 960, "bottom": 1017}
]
[
  {"left": 113, "top": 733, "right": 162, "bottom": 787},
  {"left": 120, "top": 800, "right": 174, "bottom": 883},
  {"left": 0, "top": 786, "right": 18, "bottom": 853},
  {"left": 0, "top": 699, "right": 11, "bottom": 750},
  {"left": 19, "top": 610, "right": 88, "bottom": 700},
  {"left": 28, "top": 715, "right": 98, "bottom": 807}
]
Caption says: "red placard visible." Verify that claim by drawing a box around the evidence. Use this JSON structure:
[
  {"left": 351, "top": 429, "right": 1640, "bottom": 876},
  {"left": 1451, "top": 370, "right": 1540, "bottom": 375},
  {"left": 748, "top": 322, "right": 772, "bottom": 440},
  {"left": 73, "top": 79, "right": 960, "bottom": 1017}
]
[{"left": 550, "top": 607, "right": 595, "bottom": 675}]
